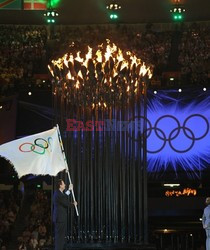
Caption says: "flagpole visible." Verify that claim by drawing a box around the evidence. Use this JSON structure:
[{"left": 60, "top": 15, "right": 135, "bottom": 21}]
[{"left": 56, "top": 124, "right": 79, "bottom": 216}]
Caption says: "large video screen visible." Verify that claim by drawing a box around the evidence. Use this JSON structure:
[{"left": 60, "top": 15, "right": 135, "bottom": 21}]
[{"left": 147, "top": 88, "right": 210, "bottom": 173}]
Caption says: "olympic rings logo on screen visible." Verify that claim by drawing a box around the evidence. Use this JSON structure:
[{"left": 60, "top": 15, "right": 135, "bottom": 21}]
[
  {"left": 127, "top": 114, "right": 209, "bottom": 153},
  {"left": 19, "top": 137, "right": 53, "bottom": 155}
]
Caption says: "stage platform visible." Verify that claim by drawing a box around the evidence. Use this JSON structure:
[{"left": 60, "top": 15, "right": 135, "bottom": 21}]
[
  {"left": 63, "top": 243, "right": 157, "bottom": 250},
  {"left": 44, "top": 243, "right": 156, "bottom": 250}
]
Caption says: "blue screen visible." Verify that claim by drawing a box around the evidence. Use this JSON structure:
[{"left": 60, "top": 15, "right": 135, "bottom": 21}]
[{"left": 147, "top": 89, "right": 210, "bottom": 173}]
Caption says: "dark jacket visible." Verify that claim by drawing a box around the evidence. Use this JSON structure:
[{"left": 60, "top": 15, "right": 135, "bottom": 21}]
[{"left": 53, "top": 190, "right": 70, "bottom": 223}]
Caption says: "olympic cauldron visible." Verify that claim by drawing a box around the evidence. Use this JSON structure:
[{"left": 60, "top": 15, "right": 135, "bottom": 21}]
[
  {"left": 48, "top": 40, "right": 153, "bottom": 245},
  {"left": 48, "top": 40, "right": 152, "bottom": 109}
]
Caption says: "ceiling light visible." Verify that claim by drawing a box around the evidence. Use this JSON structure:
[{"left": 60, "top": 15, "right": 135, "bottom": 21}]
[{"left": 106, "top": 2, "right": 121, "bottom": 10}]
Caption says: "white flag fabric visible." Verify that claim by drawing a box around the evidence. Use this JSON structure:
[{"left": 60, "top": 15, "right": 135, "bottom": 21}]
[{"left": 0, "top": 127, "right": 66, "bottom": 178}]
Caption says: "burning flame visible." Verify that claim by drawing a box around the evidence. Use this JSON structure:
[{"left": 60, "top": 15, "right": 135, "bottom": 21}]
[{"left": 49, "top": 40, "right": 153, "bottom": 108}]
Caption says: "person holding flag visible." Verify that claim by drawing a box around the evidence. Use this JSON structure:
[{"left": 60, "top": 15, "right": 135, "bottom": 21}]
[{"left": 53, "top": 179, "right": 77, "bottom": 250}]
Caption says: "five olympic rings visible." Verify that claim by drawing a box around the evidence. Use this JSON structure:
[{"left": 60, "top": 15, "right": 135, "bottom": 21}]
[
  {"left": 19, "top": 137, "right": 53, "bottom": 155},
  {"left": 127, "top": 114, "right": 209, "bottom": 153}
]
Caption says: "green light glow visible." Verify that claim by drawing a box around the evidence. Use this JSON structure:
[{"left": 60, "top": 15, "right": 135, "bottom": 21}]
[
  {"left": 110, "top": 13, "right": 118, "bottom": 19},
  {"left": 173, "top": 14, "right": 183, "bottom": 21},
  {"left": 48, "top": 0, "right": 61, "bottom": 8}
]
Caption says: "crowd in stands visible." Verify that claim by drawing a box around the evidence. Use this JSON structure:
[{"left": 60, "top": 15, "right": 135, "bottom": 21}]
[
  {"left": 0, "top": 189, "right": 22, "bottom": 249},
  {"left": 179, "top": 23, "right": 210, "bottom": 85},
  {"left": 0, "top": 22, "right": 209, "bottom": 97},
  {"left": 0, "top": 25, "right": 47, "bottom": 95},
  {"left": 17, "top": 190, "right": 52, "bottom": 250}
]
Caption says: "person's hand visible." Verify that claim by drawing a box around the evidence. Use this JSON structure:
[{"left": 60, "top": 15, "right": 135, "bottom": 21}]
[
  {"left": 68, "top": 184, "right": 73, "bottom": 190},
  {"left": 203, "top": 225, "right": 207, "bottom": 229},
  {"left": 72, "top": 201, "right": 77, "bottom": 206}
]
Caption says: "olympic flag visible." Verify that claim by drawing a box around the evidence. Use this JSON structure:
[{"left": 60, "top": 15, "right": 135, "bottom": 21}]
[{"left": 0, "top": 127, "right": 66, "bottom": 178}]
